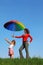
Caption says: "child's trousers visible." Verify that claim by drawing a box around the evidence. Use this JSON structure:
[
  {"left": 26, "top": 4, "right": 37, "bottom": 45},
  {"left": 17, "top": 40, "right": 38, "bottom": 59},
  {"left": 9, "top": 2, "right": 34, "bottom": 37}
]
[{"left": 19, "top": 41, "right": 29, "bottom": 58}]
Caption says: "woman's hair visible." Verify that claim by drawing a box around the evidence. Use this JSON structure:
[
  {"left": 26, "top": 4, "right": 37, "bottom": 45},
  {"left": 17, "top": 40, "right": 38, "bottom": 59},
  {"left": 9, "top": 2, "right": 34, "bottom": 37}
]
[
  {"left": 11, "top": 40, "right": 16, "bottom": 45},
  {"left": 24, "top": 28, "right": 30, "bottom": 34}
]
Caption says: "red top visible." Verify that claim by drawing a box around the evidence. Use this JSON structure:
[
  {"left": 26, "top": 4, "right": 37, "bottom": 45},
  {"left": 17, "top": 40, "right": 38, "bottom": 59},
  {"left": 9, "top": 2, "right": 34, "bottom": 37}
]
[{"left": 15, "top": 34, "right": 32, "bottom": 43}]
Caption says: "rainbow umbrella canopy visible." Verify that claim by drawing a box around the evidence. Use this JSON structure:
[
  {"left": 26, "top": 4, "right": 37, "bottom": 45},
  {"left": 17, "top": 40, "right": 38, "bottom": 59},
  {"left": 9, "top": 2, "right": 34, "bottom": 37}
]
[{"left": 4, "top": 20, "right": 25, "bottom": 31}]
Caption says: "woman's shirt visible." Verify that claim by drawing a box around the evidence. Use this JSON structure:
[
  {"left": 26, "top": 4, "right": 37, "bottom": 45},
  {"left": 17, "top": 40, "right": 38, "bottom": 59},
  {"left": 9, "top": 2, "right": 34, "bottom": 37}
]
[{"left": 15, "top": 34, "right": 33, "bottom": 43}]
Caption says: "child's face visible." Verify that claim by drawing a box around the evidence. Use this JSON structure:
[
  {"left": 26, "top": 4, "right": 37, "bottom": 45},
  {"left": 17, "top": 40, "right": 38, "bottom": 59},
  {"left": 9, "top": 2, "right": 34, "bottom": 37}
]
[{"left": 11, "top": 41, "right": 14, "bottom": 45}]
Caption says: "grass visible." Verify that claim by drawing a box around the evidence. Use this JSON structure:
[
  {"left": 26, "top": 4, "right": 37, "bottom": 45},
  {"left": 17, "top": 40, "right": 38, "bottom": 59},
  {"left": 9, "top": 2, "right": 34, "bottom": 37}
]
[{"left": 0, "top": 58, "right": 43, "bottom": 65}]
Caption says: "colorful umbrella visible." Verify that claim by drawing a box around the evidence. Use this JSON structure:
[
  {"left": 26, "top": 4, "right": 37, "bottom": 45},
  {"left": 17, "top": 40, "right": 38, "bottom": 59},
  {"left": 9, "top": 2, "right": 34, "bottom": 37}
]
[{"left": 4, "top": 20, "right": 25, "bottom": 31}]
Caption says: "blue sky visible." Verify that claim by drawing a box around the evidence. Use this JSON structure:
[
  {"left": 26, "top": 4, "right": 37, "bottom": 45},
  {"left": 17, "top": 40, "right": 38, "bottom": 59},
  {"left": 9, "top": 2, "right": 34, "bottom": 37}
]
[{"left": 0, "top": 0, "right": 43, "bottom": 58}]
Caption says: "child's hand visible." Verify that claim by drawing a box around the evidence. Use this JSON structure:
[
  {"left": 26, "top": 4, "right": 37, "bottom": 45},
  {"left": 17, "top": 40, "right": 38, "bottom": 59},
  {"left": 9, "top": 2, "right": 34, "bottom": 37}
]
[
  {"left": 5, "top": 38, "right": 8, "bottom": 41},
  {"left": 5, "top": 38, "right": 11, "bottom": 44}
]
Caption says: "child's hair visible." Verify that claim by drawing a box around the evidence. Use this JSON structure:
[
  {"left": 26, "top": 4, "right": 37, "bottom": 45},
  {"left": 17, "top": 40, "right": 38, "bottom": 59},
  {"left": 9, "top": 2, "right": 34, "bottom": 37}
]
[
  {"left": 24, "top": 28, "right": 30, "bottom": 34},
  {"left": 11, "top": 40, "right": 16, "bottom": 45}
]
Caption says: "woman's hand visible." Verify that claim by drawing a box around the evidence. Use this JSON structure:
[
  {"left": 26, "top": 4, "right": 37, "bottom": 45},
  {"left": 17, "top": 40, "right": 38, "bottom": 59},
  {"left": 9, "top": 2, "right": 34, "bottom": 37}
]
[
  {"left": 12, "top": 35, "right": 15, "bottom": 38},
  {"left": 27, "top": 42, "right": 30, "bottom": 44}
]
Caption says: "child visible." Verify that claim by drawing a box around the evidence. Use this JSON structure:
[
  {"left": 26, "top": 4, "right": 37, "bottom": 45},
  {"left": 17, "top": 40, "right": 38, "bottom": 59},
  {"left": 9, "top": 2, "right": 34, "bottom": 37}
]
[
  {"left": 12, "top": 28, "right": 33, "bottom": 58},
  {"left": 5, "top": 38, "right": 16, "bottom": 58}
]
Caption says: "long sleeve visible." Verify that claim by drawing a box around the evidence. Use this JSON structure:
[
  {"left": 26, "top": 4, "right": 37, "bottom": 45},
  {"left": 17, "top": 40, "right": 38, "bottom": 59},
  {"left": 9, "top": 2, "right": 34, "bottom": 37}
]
[
  {"left": 15, "top": 35, "right": 23, "bottom": 38},
  {"left": 29, "top": 34, "right": 33, "bottom": 43}
]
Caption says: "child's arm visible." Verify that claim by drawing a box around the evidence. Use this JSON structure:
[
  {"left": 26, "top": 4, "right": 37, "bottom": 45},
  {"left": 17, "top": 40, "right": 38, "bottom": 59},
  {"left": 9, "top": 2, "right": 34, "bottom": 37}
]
[{"left": 5, "top": 38, "right": 11, "bottom": 44}]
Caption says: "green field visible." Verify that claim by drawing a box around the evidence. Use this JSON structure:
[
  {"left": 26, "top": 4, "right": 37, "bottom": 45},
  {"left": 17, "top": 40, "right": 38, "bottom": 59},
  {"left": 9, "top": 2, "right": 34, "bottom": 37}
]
[{"left": 0, "top": 58, "right": 43, "bottom": 65}]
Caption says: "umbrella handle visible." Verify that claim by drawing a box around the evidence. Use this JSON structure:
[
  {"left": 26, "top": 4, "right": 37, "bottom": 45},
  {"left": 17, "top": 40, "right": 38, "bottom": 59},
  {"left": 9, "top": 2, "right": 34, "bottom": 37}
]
[
  {"left": 12, "top": 34, "right": 15, "bottom": 38},
  {"left": 12, "top": 32, "right": 14, "bottom": 36}
]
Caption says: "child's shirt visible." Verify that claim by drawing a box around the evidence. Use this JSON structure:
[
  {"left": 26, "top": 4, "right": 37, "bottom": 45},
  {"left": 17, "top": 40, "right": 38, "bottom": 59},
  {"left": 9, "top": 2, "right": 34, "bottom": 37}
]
[{"left": 9, "top": 44, "right": 14, "bottom": 49}]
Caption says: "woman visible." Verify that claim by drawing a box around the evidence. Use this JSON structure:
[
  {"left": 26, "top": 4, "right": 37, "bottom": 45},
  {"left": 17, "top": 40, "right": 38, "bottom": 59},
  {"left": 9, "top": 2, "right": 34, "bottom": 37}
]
[{"left": 12, "top": 28, "right": 33, "bottom": 58}]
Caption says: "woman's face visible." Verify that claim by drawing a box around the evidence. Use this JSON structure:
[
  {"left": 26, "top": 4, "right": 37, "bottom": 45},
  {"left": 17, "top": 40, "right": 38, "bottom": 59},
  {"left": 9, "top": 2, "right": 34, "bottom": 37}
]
[{"left": 24, "top": 30, "right": 27, "bottom": 34}]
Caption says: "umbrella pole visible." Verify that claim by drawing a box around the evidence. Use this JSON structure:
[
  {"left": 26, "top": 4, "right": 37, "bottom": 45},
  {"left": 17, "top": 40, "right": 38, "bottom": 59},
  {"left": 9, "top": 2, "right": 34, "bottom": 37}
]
[{"left": 12, "top": 31, "right": 15, "bottom": 37}]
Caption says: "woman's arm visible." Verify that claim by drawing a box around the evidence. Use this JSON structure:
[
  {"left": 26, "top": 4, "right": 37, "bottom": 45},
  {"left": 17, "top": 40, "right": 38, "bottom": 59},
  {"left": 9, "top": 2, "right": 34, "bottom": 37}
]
[
  {"left": 15, "top": 36, "right": 23, "bottom": 38},
  {"left": 12, "top": 35, "right": 23, "bottom": 38},
  {"left": 29, "top": 34, "right": 33, "bottom": 43},
  {"left": 5, "top": 38, "right": 11, "bottom": 44}
]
